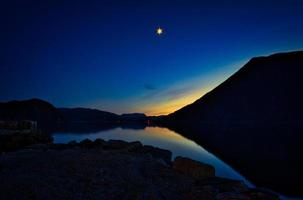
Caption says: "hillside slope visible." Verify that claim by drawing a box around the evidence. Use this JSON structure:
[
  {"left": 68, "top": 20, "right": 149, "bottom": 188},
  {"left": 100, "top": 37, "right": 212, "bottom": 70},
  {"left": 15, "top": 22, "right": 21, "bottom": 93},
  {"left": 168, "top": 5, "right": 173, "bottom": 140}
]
[
  {"left": 169, "top": 51, "right": 303, "bottom": 123},
  {"left": 166, "top": 51, "right": 303, "bottom": 196}
]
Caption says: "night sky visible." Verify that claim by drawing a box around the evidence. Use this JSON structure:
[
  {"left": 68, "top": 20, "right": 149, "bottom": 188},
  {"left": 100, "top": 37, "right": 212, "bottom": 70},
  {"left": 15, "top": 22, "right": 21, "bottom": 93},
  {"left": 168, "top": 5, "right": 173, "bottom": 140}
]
[{"left": 1, "top": 0, "right": 303, "bottom": 115}]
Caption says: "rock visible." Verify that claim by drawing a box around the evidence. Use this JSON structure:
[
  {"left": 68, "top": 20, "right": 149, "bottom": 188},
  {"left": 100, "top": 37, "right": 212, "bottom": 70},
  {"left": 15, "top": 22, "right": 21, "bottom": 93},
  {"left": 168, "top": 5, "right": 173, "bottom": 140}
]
[
  {"left": 173, "top": 156, "right": 215, "bottom": 179},
  {"left": 215, "top": 192, "right": 251, "bottom": 200},
  {"left": 79, "top": 139, "right": 94, "bottom": 148},
  {"left": 127, "top": 141, "right": 143, "bottom": 152},
  {"left": 0, "top": 132, "right": 53, "bottom": 152},
  {"left": 27, "top": 144, "right": 50, "bottom": 151},
  {"left": 142, "top": 145, "right": 172, "bottom": 164},
  {"left": 244, "top": 188, "right": 280, "bottom": 200},
  {"left": 93, "top": 138, "right": 106, "bottom": 147},
  {"left": 50, "top": 143, "right": 69, "bottom": 150},
  {"left": 195, "top": 177, "right": 248, "bottom": 193},
  {"left": 67, "top": 140, "right": 78, "bottom": 147},
  {"left": 215, "top": 189, "right": 280, "bottom": 200},
  {"left": 105, "top": 140, "right": 129, "bottom": 150}
]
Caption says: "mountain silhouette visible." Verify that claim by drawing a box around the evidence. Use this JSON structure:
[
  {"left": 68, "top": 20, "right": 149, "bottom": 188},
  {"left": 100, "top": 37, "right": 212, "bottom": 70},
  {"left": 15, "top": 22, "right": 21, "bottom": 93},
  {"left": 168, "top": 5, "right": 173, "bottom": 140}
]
[
  {"left": 165, "top": 51, "right": 303, "bottom": 196},
  {"left": 58, "top": 108, "right": 119, "bottom": 123},
  {"left": 0, "top": 99, "right": 62, "bottom": 128},
  {"left": 168, "top": 51, "right": 303, "bottom": 123},
  {"left": 0, "top": 99, "right": 147, "bottom": 129},
  {"left": 120, "top": 113, "right": 147, "bottom": 121}
]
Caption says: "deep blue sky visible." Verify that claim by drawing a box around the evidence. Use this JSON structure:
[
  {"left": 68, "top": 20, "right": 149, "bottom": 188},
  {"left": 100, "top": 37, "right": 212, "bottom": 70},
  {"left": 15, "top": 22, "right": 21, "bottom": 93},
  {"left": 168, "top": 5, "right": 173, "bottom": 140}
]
[{"left": 1, "top": 0, "right": 303, "bottom": 115}]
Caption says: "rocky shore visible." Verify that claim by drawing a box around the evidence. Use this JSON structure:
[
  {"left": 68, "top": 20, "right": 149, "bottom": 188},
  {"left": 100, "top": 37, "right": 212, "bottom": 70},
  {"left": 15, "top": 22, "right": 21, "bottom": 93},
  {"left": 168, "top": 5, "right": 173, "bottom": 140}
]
[
  {"left": 0, "top": 130, "right": 53, "bottom": 152},
  {"left": 0, "top": 138, "right": 279, "bottom": 200}
]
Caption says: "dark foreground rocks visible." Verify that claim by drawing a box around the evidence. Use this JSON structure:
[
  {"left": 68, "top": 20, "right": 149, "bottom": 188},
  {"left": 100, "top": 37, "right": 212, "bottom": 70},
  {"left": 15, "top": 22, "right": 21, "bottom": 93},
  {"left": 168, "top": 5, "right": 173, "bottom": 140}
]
[
  {"left": 0, "top": 130, "right": 53, "bottom": 152},
  {"left": 0, "top": 139, "right": 279, "bottom": 200},
  {"left": 173, "top": 156, "right": 215, "bottom": 179}
]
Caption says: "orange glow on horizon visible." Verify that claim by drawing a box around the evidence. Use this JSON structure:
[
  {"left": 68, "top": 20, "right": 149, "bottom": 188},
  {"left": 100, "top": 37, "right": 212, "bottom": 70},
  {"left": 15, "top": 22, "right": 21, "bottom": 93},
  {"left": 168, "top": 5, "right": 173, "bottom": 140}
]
[
  {"left": 89, "top": 59, "right": 246, "bottom": 116},
  {"left": 138, "top": 87, "right": 211, "bottom": 116},
  {"left": 136, "top": 61, "right": 246, "bottom": 116},
  {"left": 136, "top": 59, "right": 248, "bottom": 116}
]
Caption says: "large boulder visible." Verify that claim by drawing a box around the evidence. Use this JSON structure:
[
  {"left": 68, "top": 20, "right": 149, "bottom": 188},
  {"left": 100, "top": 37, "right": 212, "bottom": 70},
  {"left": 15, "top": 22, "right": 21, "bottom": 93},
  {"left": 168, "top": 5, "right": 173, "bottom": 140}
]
[
  {"left": 93, "top": 138, "right": 106, "bottom": 147},
  {"left": 141, "top": 145, "right": 172, "bottom": 164},
  {"left": 173, "top": 156, "right": 215, "bottom": 179},
  {"left": 0, "top": 131, "right": 53, "bottom": 152},
  {"left": 126, "top": 141, "right": 143, "bottom": 152},
  {"left": 105, "top": 139, "right": 130, "bottom": 150},
  {"left": 67, "top": 140, "right": 78, "bottom": 147},
  {"left": 79, "top": 139, "right": 94, "bottom": 148}
]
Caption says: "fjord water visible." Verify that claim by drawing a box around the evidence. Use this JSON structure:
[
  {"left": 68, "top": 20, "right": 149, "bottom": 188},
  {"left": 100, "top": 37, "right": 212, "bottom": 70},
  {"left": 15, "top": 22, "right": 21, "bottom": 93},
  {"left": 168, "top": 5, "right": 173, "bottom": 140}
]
[{"left": 52, "top": 126, "right": 253, "bottom": 186}]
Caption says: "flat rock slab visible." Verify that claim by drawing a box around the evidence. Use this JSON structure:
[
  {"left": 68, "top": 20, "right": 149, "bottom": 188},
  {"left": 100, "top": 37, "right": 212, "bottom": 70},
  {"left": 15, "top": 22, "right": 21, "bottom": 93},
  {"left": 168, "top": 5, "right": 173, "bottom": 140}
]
[{"left": 173, "top": 156, "right": 215, "bottom": 179}]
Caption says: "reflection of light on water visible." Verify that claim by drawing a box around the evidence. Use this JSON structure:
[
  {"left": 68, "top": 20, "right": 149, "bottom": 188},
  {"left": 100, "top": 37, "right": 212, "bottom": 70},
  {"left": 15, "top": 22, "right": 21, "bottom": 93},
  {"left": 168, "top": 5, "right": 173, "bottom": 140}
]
[{"left": 53, "top": 126, "right": 253, "bottom": 186}]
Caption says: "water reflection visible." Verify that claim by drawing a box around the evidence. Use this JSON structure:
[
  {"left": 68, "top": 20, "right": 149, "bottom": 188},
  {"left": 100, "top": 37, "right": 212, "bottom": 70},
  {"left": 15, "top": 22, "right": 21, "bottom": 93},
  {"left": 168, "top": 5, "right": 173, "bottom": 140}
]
[
  {"left": 52, "top": 126, "right": 253, "bottom": 187},
  {"left": 165, "top": 123, "right": 303, "bottom": 199}
]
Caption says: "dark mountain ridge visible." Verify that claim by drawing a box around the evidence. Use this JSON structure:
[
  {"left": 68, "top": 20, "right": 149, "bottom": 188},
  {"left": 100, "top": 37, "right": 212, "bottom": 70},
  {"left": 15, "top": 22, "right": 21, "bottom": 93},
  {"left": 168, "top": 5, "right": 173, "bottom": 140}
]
[
  {"left": 0, "top": 98, "right": 62, "bottom": 128},
  {"left": 120, "top": 113, "right": 147, "bottom": 121},
  {"left": 165, "top": 51, "right": 303, "bottom": 196},
  {"left": 168, "top": 51, "right": 303, "bottom": 123},
  {"left": 0, "top": 99, "right": 147, "bottom": 127},
  {"left": 58, "top": 108, "right": 119, "bottom": 123}
]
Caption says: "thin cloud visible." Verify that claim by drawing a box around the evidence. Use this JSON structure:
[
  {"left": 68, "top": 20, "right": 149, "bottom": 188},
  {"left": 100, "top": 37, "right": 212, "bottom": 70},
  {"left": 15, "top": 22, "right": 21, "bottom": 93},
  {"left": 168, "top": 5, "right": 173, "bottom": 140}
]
[
  {"left": 164, "top": 86, "right": 194, "bottom": 100},
  {"left": 142, "top": 85, "right": 194, "bottom": 102},
  {"left": 144, "top": 84, "right": 157, "bottom": 90}
]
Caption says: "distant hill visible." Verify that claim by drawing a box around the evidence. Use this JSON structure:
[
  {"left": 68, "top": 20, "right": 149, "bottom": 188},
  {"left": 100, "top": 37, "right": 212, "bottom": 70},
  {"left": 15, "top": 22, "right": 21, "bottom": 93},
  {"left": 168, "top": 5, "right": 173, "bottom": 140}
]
[
  {"left": 58, "top": 108, "right": 119, "bottom": 123},
  {"left": 0, "top": 99, "right": 149, "bottom": 128},
  {"left": 165, "top": 51, "right": 303, "bottom": 195},
  {"left": 0, "top": 99, "right": 120, "bottom": 127},
  {"left": 120, "top": 113, "right": 147, "bottom": 121},
  {"left": 0, "top": 99, "right": 62, "bottom": 128}
]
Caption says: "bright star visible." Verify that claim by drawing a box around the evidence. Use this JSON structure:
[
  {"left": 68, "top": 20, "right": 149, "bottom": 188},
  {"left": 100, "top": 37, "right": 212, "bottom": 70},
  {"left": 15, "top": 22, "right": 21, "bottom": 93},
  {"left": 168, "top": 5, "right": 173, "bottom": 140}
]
[{"left": 156, "top": 27, "right": 163, "bottom": 35}]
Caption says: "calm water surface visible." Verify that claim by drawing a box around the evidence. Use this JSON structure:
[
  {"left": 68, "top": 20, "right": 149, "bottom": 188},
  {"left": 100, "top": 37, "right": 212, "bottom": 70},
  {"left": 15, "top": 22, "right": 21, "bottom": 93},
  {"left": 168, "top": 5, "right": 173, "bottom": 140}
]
[{"left": 52, "top": 126, "right": 253, "bottom": 186}]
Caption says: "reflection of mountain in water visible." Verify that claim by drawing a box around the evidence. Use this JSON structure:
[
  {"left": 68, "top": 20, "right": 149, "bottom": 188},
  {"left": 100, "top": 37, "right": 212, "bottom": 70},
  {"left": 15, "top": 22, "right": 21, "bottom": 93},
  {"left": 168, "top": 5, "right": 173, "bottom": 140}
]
[
  {"left": 165, "top": 124, "right": 303, "bottom": 197},
  {"left": 56, "top": 122, "right": 148, "bottom": 134},
  {"left": 56, "top": 123, "right": 119, "bottom": 134},
  {"left": 164, "top": 51, "right": 303, "bottom": 197}
]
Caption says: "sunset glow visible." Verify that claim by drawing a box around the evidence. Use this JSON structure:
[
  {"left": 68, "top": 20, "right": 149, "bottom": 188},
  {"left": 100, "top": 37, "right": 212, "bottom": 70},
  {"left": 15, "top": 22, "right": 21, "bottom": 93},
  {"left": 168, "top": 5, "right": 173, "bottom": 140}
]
[{"left": 1, "top": 1, "right": 303, "bottom": 116}]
